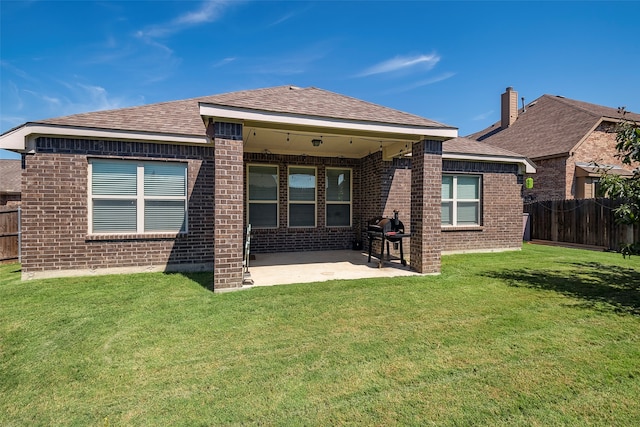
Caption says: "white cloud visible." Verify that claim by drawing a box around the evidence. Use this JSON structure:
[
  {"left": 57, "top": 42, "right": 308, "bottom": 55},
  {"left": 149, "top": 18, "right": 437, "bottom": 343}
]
[
  {"left": 473, "top": 110, "right": 495, "bottom": 121},
  {"left": 22, "top": 89, "right": 61, "bottom": 108},
  {"left": 358, "top": 53, "right": 441, "bottom": 77},
  {"left": 76, "top": 83, "right": 128, "bottom": 111},
  {"left": 248, "top": 42, "right": 333, "bottom": 76},
  {"left": 268, "top": 11, "right": 296, "bottom": 27},
  {"left": 23, "top": 82, "right": 142, "bottom": 117},
  {"left": 212, "top": 57, "right": 237, "bottom": 68},
  {"left": 1, "top": 60, "right": 36, "bottom": 82},
  {"left": 381, "top": 72, "right": 456, "bottom": 95},
  {"left": 409, "top": 72, "right": 456, "bottom": 88},
  {"left": 137, "top": 0, "right": 233, "bottom": 39},
  {"left": 0, "top": 115, "right": 27, "bottom": 129}
]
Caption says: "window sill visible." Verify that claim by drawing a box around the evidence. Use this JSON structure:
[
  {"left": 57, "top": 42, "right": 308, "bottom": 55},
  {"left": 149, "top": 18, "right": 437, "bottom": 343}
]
[
  {"left": 441, "top": 226, "right": 484, "bottom": 232},
  {"left": 86, "top": 232, "right": 187, "bottom": 241}
]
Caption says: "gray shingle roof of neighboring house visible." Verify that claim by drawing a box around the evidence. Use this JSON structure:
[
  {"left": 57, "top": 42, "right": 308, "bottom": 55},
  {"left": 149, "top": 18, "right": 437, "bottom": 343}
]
[
  {"left": 14, "top": 86, "right": 453, "bottom": 137},
  {"left": 468, "top": 94, "right": 640, "bottom": 160},
  {"left": 0, "top": 159, "right": 21, "bottom": 193}
]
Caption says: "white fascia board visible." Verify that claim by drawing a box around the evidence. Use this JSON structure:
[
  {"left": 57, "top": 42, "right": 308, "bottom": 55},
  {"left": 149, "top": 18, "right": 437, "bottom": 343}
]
[
  {"left": 199, "top": 103, "right": 458, "bottom": 139},
  {"left": 443, "top": 152, "right": 537, "bottom": 174},
  {"left": 0, "top": 123, "right": 208, "bottom": 151}
]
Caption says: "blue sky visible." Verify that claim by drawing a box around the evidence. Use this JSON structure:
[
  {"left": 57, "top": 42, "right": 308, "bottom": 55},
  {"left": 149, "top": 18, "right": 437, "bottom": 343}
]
[{"left": 2, "top": 0, "right": 639, "bottom": 160}]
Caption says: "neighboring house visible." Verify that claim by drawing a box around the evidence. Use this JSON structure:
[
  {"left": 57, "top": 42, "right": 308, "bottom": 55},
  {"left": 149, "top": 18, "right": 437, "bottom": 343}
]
[
  {"left": 0, "top": 86, "right": 534, "bottom": 290},
  {"left": 0, "top": 159, "right": 21, "bottom": 207},
  {"left": 470, "top": 87, "right": 640, "bottom": 201}
]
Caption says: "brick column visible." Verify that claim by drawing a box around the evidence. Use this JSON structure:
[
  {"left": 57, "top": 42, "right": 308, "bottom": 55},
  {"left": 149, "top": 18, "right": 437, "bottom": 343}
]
[
  {"left": 213, "top": 122, "right": 244, "bottom": 291},
  {"left": 410, "top": 139, "right": 442, "bottom": 274}
]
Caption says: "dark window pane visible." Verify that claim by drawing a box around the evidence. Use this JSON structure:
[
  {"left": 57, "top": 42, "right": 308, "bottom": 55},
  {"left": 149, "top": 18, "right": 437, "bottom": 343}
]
[
  {"left": 289, "top": 204, "right": 315, "bottom": 227},
  {"left": 327, "top": 204, "right": 350, "bottom": 226}
]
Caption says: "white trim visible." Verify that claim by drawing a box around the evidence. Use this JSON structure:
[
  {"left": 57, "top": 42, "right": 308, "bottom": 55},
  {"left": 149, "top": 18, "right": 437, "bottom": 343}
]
[
  {"left": 443, "top": 152, "right": 537, "bottom": 174},
  {"left": 88, "top": 159, "right": 188, "bottom": 234},
  {"left": 199, "top": 104, "right": 458, "bottom": 139},
  {"left": 0, "top": 123, "right": 209, "bottom": 151},
  {"left": 442, "top": 174, "right": 482, "bottom": 227}
]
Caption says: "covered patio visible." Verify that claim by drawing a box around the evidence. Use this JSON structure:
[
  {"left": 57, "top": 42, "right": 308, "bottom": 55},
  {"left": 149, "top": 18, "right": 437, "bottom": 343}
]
[
  {"left": 203, "top": 86, "right": 458, "bottom": 292},
  {"left": 244, "top": 250, "right": 423, "bottom": 287}
]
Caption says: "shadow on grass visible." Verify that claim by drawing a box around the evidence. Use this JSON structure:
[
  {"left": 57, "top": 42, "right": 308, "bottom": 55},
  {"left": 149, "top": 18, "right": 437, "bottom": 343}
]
[
  {"left": 486, "top": 262, "right": 640, "bottom": 316},
  {"left": 171, "top": 272, "right": 214, "bottom": 292}
]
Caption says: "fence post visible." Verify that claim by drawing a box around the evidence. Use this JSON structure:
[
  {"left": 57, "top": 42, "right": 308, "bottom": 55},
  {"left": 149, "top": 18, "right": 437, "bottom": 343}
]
[{"left": 550, "top": 200, "right": 558, "bottom": 242}]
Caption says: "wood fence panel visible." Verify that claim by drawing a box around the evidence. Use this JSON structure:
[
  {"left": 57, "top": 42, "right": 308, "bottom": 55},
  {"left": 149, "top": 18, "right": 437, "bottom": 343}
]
[
  {"left": 524, "top": 198, "right": 639, "bottom": 250},
  {"left": 0, "top": 208, "right": 19, "bottom": 263}
]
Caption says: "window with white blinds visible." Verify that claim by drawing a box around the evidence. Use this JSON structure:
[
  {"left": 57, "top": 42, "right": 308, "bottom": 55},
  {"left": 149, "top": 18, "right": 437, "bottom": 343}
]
[
  {"left": 89, "top": 159, "right": 187, "bottom": 234},
  {"left": 442, "top": 175, "right": 481, "bottom": 226}
]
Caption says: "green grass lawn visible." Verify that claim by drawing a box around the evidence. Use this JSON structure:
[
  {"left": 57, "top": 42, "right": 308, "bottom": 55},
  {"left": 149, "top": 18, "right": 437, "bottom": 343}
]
[{"left": 1, "top": 244, "right": 639, "bottom": 426}]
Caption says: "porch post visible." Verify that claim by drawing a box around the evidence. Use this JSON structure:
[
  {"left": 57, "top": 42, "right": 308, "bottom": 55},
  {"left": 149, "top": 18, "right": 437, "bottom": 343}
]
[
  {"left": 410, "top": 139, "right": 442, "bottom": 274},
  {"left": 213, "top": 122, "right": 244, "bottom": 291}
]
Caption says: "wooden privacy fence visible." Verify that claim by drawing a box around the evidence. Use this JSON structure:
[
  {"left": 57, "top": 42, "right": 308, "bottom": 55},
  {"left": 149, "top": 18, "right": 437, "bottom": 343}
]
[
  {"left": 524, "top": 198, "right": 639, "bottom": 250},
  {"left": 0, "top": 208, "right": 20, "bottom": 263}
]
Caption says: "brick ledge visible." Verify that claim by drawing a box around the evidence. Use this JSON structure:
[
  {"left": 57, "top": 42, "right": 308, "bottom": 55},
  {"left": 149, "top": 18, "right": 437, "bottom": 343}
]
[
  {"left": 441, "top": 226, "right": 484, "bottom": 232},
  {"left": 86, "top": 232, "right": 187, "bottom": 241}
]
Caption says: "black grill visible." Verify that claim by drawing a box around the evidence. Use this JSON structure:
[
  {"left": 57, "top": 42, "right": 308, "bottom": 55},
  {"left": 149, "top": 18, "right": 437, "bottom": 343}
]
[{"left": 367, "top": 210, "right": 411, "bottom": 268}]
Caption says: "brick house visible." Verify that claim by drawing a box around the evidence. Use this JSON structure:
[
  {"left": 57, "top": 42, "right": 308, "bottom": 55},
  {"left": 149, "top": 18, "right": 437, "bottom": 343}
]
[
  {"left": 0, "top": 159, "right": 21, "bottom": 207},
  {"left": 0, "top": 86, "right": 534, "bottom": 290},
  {"left": 470, "top": 87, "right": 640, "bottom": 201}
]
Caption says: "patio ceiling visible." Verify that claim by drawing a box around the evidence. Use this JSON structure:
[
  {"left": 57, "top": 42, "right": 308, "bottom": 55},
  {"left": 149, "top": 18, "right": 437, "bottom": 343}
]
[
  {"left": 200, "top": 102, "right": 458, "bottom": 160},
  {"left": 242, "top": 122, "right": 424, "bottom": 159}
]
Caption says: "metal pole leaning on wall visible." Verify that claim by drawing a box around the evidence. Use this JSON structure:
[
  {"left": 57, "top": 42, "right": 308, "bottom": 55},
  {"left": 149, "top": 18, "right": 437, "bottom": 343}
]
[{"left": 18, "top": 206, "right": 21, "bottom": 263}]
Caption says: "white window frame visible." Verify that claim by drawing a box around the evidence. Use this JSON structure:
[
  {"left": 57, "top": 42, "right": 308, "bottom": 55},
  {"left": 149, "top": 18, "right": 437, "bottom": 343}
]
[
  {"left": 247, "top": 164, "right": 279, "bottom": 229},
  {"left": 288, "top": 166, "right": 317, "bottom": 228},
  {"left": 442, "top": 174, "right": 481, "bottom": 227},
  {"left": 88, "top": 159, "right": 188, "bottom": 234},
  {"left": 325, "top": 167, "right": 352, "bottom": 227}
]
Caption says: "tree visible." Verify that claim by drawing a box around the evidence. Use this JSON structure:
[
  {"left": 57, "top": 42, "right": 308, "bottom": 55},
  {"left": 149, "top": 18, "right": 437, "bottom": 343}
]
[{"left": 598, "top": 108, "right": 640, "bottom": 225}]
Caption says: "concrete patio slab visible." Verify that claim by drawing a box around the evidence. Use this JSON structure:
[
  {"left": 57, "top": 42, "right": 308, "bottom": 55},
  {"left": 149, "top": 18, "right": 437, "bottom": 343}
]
[{"left": 245, "top": 250, "right": 422, "bottom": 287}]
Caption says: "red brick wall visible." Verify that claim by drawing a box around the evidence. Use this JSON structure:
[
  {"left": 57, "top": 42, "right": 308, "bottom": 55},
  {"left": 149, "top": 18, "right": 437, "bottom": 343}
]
[
  {"left": 20, "top": 136, "right": 525, "bottom": 278},
  {"left": 410, "top": 140, "right": 442, "bottom": 273},
  {"left": 441, "top": 170, "right": 523, "bottom": 252},
  {"left": 382, "top": 157, "right": 412, "bottom": 230},
  {"left": 524, "top": 122, "right": 638, "bottom": 201},
  {"left": 21, "top": 138, "right": 214, "bottom": 278},
  {"left": 359, "top": 153, "right": 413, "bottom": 257},
  {"left": 569, "top": 122, "right": 638, "bottom": 198},
  {"left": 242, "top": 152, "right": 415, "bottom": 256},
  {"left": 522, "top": 156, "right": 567, "bottom": 201},
  {"left": 214, "top": 136, "right": 244, "bottom": 290},
  {"left": 244, "top": 152, "right": 361, "bottom": 253}
]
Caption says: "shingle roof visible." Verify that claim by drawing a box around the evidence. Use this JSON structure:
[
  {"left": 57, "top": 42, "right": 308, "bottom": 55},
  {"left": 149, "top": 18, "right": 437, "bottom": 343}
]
[
  {"left": 0, "top": 159, "right": 21, "bottom": 193},
  {"left": 24, "top": 86, "right": 452, "bottom": 137},
  {"left": 468, "top": 94, "right": 640, "bottom": 160},
  {"left": 443, "top": 137, "right": 528, "bottom": 158}
]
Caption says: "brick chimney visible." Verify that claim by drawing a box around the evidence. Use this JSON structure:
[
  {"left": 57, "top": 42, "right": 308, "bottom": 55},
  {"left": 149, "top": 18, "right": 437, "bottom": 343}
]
[{"left": 501, "top": 86, "right": 518, "bottom": 129}]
